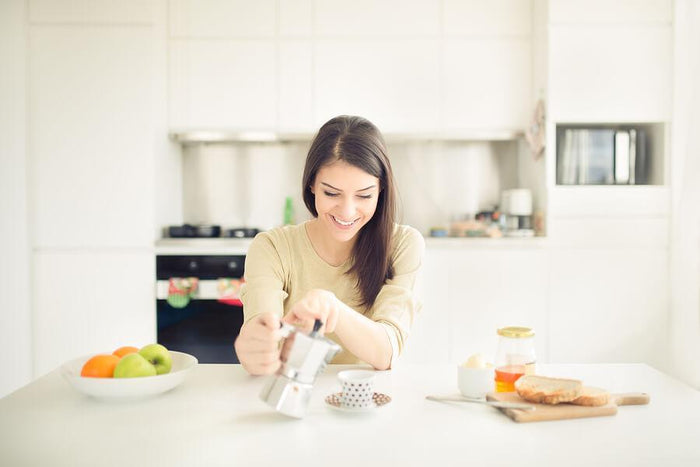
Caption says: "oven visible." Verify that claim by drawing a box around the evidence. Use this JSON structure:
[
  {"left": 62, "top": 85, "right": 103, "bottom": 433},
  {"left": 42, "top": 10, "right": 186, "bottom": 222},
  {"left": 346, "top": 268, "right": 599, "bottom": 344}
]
[{"left": 156, "top": 255, "right": 245, "bottom": 363}]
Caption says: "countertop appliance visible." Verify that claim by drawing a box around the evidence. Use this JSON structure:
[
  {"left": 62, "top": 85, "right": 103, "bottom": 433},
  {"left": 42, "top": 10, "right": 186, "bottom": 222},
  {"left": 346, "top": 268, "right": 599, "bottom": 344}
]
[
  {"left": 156, "top": 255, "right": 246, "bottom": 363},
  {"left": 166, "top": 224, "right": 260, "bottom": 239},
  {"left": 501, "top": 189, "right": 534, "bottom": 237}
]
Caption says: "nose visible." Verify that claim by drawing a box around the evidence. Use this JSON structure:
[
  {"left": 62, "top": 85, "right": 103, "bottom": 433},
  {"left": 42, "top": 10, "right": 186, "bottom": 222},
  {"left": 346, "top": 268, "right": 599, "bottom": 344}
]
[{"left": 337, "top": 196, "right": 357, "bottom": 220}]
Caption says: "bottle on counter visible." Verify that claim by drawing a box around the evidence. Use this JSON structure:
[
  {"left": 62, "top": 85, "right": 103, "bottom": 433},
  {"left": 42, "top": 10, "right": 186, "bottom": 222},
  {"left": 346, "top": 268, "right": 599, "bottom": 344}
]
[
  {"left": 284, "top": 196, "right": 295, "bottom": 225},
  {"left": 494, "top": 326, "right": 536, "bottom": 392}
]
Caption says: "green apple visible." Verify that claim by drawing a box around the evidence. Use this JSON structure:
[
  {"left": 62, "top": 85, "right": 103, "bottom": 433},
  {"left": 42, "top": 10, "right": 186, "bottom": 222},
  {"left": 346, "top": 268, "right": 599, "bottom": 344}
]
[
  {"left": 113, "top": 353, "right": 156, "bottom": 378},
  {"left": 139, "top": 343, "right": 172, "bottom": 375}
]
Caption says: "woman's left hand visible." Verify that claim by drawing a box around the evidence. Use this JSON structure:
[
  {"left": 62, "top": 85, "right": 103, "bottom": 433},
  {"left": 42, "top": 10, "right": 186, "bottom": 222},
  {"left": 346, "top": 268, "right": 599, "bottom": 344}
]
[{"left": 284, "top": 289, "right": 341, "bottom": 334}]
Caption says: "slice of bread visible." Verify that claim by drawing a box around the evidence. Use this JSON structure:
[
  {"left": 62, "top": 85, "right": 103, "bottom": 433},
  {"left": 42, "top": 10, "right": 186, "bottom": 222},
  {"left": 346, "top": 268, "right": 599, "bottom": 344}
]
[
  {"left": 570, "top": 386, "right": 610, "bottom": 407},
  {"left": 515, "top": 375, "right": 583, "bottom": 405}
]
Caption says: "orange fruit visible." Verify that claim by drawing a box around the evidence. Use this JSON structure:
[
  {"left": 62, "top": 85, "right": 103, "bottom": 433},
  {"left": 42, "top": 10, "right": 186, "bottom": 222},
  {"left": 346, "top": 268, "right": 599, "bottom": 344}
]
[
  {"left": 113, "top": 346, "right": 139, "bottom": 358},
  {"left": 80, "top": 354, "right": 120, "bottom": 378}
]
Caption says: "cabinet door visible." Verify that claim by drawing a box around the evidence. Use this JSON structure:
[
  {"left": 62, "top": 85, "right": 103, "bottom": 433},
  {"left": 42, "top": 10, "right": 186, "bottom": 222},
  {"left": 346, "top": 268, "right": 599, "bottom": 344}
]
[
  {"left": 548, "top": 248, "right": 668, "bottom": 367},
  {"left": 169, "top": 40, "right": 276, "bottom": 129},
  {"left": 29, "top": 25, "right": 155, "bottom": 248},
  {"left": 314, "top": 0, "right": 440, "bottom": 36},
  {"left": 443, "top": 39, "right": 532, "bottom": 131},
  {"left": 169, "top": 0, "right": 275, "bottom": 37},
  {"left": 33, "top": 251, "right": 155, "bottom": 377},
  {"left": 549, "top": 24, "right": 672, "bottom": 121},
  {"left": 447, "top": 249, "right": 549, "bottom": 364},
  {"left": 401, "top": 249, "right": 450, "bottom": 365},
  {"left": 549, "top": 0, "right": 672, "bottom": 23},
  {"left": 29, "top": 0, "right": 153, "bottom": 24},
  {"left": 279, "top": 41, "right": 314, "bottom": 132},
  {"left": 314, "top": 39, "right": 441, "bottom": 133}
]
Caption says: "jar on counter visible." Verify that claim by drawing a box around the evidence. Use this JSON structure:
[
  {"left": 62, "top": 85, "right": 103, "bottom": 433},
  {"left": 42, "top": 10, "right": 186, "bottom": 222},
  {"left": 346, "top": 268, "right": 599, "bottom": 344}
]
[{"left": 494, "top": 326, "right": 536, "bottom": 392}]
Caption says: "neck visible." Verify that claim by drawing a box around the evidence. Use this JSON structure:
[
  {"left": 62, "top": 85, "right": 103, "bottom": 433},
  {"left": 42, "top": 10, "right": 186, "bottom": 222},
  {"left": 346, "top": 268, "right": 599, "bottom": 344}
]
[{"left": 306, "top": 219, "right": 355, "bottom": 266}]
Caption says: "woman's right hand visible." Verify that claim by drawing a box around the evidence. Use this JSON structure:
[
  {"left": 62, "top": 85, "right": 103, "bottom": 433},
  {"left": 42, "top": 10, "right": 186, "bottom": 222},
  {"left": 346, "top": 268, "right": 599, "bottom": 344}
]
[
  {"left": 234, "top": 312, "right": 283, "bottom": 376},
  {"left": 284, "top": 289, "right": 341, "bottom": 335}
]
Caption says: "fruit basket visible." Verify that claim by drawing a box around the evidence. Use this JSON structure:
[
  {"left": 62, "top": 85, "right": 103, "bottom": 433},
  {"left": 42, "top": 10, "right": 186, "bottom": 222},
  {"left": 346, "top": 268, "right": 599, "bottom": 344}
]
[{"left": 61, "top": 351, "right": 198, "bottom": 400}]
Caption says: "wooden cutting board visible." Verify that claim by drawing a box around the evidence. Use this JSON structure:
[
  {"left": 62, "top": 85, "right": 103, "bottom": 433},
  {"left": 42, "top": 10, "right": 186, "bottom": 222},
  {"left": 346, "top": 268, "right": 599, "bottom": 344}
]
[{"left": 485, "top": 391, "right": 650, "bottom": 423}]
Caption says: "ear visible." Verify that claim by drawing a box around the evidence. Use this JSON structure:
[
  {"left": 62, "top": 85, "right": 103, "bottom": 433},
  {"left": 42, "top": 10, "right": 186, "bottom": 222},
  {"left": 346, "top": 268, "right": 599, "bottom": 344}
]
[{"left": 310, "top": 185, "right": 315, "bottom": 194}]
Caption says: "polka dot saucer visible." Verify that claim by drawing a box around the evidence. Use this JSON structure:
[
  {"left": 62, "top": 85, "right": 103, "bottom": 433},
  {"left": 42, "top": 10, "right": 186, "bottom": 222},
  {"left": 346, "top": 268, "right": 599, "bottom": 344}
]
[{"left": 325, "top": 392, "right": 392, "bottom": 413}]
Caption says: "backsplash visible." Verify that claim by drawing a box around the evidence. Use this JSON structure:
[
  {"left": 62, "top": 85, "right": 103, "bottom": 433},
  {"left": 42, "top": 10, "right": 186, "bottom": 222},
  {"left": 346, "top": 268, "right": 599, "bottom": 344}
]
[{"left": 181, "top": 140, "right": 525, "bottom": 235}]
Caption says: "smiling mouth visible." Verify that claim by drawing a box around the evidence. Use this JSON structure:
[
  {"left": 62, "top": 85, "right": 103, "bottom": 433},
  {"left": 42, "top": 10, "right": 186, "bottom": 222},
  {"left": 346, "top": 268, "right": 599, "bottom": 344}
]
[{"left": 331, "top": 215, "right": 359, "bottom": 227}]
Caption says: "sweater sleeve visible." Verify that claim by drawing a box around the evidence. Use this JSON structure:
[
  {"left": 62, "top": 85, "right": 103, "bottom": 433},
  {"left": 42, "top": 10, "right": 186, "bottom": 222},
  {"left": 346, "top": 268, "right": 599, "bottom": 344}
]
[
  {"left": 239, "top": 231, "right": 289, "bottom": 324},
  {"left": 369, "top": 226, "right": 425, "bottom": 365}
]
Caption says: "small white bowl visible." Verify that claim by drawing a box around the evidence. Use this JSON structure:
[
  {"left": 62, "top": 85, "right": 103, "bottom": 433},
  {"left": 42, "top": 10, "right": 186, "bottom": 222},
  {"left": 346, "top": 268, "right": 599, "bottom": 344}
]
[
  {"left": 61, "top": 351, "right": 197, "bottom": 401},
  {"left": 457, "top": 365, "right": 495, "bottom": 399}
]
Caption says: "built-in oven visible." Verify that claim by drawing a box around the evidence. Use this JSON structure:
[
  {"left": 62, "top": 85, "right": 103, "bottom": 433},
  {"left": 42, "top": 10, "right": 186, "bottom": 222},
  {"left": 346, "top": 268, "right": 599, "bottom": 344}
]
[{"left": 155, "top": 255, "right": 245, "bottom": 363}]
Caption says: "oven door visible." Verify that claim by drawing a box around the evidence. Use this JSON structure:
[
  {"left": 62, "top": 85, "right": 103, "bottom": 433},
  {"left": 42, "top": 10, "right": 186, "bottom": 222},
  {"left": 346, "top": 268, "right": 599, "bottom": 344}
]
[{"left": 156, "top": 256, "right": 245, "bottom": 363}]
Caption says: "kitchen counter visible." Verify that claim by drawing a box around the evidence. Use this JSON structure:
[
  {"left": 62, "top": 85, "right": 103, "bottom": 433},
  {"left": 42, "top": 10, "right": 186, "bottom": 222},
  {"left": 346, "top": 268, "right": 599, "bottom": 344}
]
[
  {"left": 1, "top": 363, "right": 698, "bottom": 466},
  {"left": 156, "top": 238, "right": 253, "bottom": 255},
  {"left": 155, "top": 236, "right": 547, "bottom": 256}
]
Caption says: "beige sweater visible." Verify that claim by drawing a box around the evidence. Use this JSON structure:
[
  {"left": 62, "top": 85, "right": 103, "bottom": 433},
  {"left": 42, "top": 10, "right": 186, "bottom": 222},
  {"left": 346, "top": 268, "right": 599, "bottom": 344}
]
[{"left": 240, "top": 222, "right": 424, "bottom": 365}]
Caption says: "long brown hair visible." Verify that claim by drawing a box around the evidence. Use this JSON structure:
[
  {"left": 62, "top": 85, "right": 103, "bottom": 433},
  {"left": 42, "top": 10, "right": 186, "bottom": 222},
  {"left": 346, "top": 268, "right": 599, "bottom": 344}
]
[{"left": 302, "top": 115, "right": 397, "bottom": 309}]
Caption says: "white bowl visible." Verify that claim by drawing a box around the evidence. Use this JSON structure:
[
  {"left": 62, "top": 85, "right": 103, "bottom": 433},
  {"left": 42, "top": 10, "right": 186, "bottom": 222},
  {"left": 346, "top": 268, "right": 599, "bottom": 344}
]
[
  {"left": 457, "top": 365, "right": 495, "bottom": 399},
  {"left": 61, "top": 351, "right": 198, "bottom": 401}
]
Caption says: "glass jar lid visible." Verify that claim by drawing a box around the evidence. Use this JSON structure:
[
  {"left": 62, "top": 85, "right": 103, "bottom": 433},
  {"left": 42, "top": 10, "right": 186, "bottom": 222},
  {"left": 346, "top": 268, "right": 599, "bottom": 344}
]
[{"left": 497, "top": 326, "right": 534, "bottom": 338}]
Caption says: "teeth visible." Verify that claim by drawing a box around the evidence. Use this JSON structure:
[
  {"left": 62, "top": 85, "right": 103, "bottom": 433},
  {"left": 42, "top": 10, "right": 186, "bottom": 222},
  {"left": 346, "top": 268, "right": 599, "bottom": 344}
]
[{"left": 333, "top": 215, "right": 356, "bottom": 226}]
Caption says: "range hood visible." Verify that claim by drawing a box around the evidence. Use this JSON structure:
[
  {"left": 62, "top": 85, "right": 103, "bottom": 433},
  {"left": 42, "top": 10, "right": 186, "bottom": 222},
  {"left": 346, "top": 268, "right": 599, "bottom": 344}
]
[{"left": 170, "top": 129, "right": 524, "bottom": 144}]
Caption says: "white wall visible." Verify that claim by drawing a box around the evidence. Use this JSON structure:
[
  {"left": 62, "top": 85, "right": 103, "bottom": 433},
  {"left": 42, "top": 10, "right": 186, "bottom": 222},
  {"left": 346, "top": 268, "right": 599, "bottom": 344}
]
[
  {"left": 668, "top": 0, "right": 700, "bottom": 389},
  {"left": 0, "top": 0, "right": 32, "bottom": 398}
]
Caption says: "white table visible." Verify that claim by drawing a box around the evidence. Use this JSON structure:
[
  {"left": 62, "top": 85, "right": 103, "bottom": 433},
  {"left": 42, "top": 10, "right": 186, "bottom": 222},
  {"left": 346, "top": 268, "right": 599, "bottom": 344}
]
[{"left": 1, "top": 363, "right": 699, "bottom": 466}]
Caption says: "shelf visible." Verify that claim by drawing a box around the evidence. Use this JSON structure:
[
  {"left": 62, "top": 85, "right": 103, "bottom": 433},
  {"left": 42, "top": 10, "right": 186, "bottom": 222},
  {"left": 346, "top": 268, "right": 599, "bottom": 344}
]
[{"left": 169, "top": 129, "right": 524, "bottom": 144}]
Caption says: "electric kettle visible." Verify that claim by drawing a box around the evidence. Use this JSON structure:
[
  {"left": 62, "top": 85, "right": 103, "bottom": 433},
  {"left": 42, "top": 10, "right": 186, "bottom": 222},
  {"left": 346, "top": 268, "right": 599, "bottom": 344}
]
[{"left": 259, "top": 320, "right": 341, "bottom": 418}]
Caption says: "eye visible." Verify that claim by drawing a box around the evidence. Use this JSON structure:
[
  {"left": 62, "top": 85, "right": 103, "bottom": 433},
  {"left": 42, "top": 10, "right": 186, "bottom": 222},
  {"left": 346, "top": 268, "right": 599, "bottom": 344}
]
[
  {"left": 357, "top": 194, "right": 373, "bottom": 200},
  {"left": 323, "top": 191, "right": 339, "bottom": 197}
]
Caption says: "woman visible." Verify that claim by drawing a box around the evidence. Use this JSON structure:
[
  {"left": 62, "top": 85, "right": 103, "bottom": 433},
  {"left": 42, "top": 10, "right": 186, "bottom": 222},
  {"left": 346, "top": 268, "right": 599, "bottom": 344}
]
[{"left": 235, "top": 115, "right": 424, "bottom": 375}]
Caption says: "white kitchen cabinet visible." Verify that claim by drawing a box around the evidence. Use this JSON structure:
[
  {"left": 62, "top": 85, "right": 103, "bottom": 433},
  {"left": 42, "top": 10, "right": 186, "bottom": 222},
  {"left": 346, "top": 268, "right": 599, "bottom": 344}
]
[
  {"left": 25, "top": 2, "right": 165, "bottom": 387},
  {"left": 29, "top": 0, "right": 153, "bottom": 24},
  {"left": 279, "top": 0, "right": 312, "bottom": 37},
  {"left": 547, "top": 218, "right": 669, "bottom": 249},
  {"left": 314, "top": 0, "right": 440, "bottom": 36},
  {"left": 411, "top": 245, "right": 549, "bottom": 366},
  {"left": 549, "top": 0, "right": 672, "bottom": 24},
  {"left": 442, "top": 39, "right": 532, "bottom": 131},
  {"left": 446, "top": 248, "right": 549, "bottom": 365},
  {"left": 169, "top": 39, "right": 276, "bottom": 130},
  {"left": 279, "top": 41, "right": 314, "bottom": 132},
  {"left": 167, "top": 0, "right": 536, "bottom": 134},
  {"left": 548, "top": 248, "right": 668, "bottom": 369},
  {"left": 33, "top": 251, "right": 156, "bottom": 378},
  {"left": 1, "top": 0, "right": 32, "bottom": 399},
  {"left": 548, "top": 186, "right": 671, "bottom": 218},
  {"left": 543, "top": 1, "right": 673, "bottom": 371},
  {"left": 314, "top": 39, "right": 441, "bottom": 132},
  {"left": 549, "top": 24, "right": 672, "bottom": 122},
  {"left": 443, "top": 0, "right": 532, "bottom": 36},
  {"left": 169, "top": 0, "right": 275, "bottom": 38},
  {"left": 400, "top": 249, "right": 450, "bottom": 365},
  {"left": 29, "top": 24, "right": 156, "bottom": 249}
]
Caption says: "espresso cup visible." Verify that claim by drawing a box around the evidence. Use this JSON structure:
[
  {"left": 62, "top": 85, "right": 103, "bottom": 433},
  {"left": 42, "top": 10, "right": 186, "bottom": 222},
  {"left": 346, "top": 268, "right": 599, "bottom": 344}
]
[{"left": 337, "top": 370, "right": 376, "bottom": 409}]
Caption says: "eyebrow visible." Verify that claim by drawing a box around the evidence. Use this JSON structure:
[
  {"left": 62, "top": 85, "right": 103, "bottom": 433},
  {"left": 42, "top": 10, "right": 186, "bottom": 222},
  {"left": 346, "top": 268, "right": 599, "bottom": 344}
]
[{"left": 321, "top": 182, "right": 376, "bottom": 192}]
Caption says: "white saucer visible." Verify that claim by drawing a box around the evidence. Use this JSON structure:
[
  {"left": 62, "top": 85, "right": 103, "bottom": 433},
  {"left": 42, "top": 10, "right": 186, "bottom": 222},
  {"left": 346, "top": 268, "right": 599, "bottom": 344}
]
[{"left": 325, "top": 392, "right": 391, "bottom": 413}]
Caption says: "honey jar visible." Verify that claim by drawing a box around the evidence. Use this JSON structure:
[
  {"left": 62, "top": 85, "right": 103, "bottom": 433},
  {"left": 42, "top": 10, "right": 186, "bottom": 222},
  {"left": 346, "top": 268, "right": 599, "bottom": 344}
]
[{"left": 494, "top": 326, "right": 536, "bottom": 392}]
